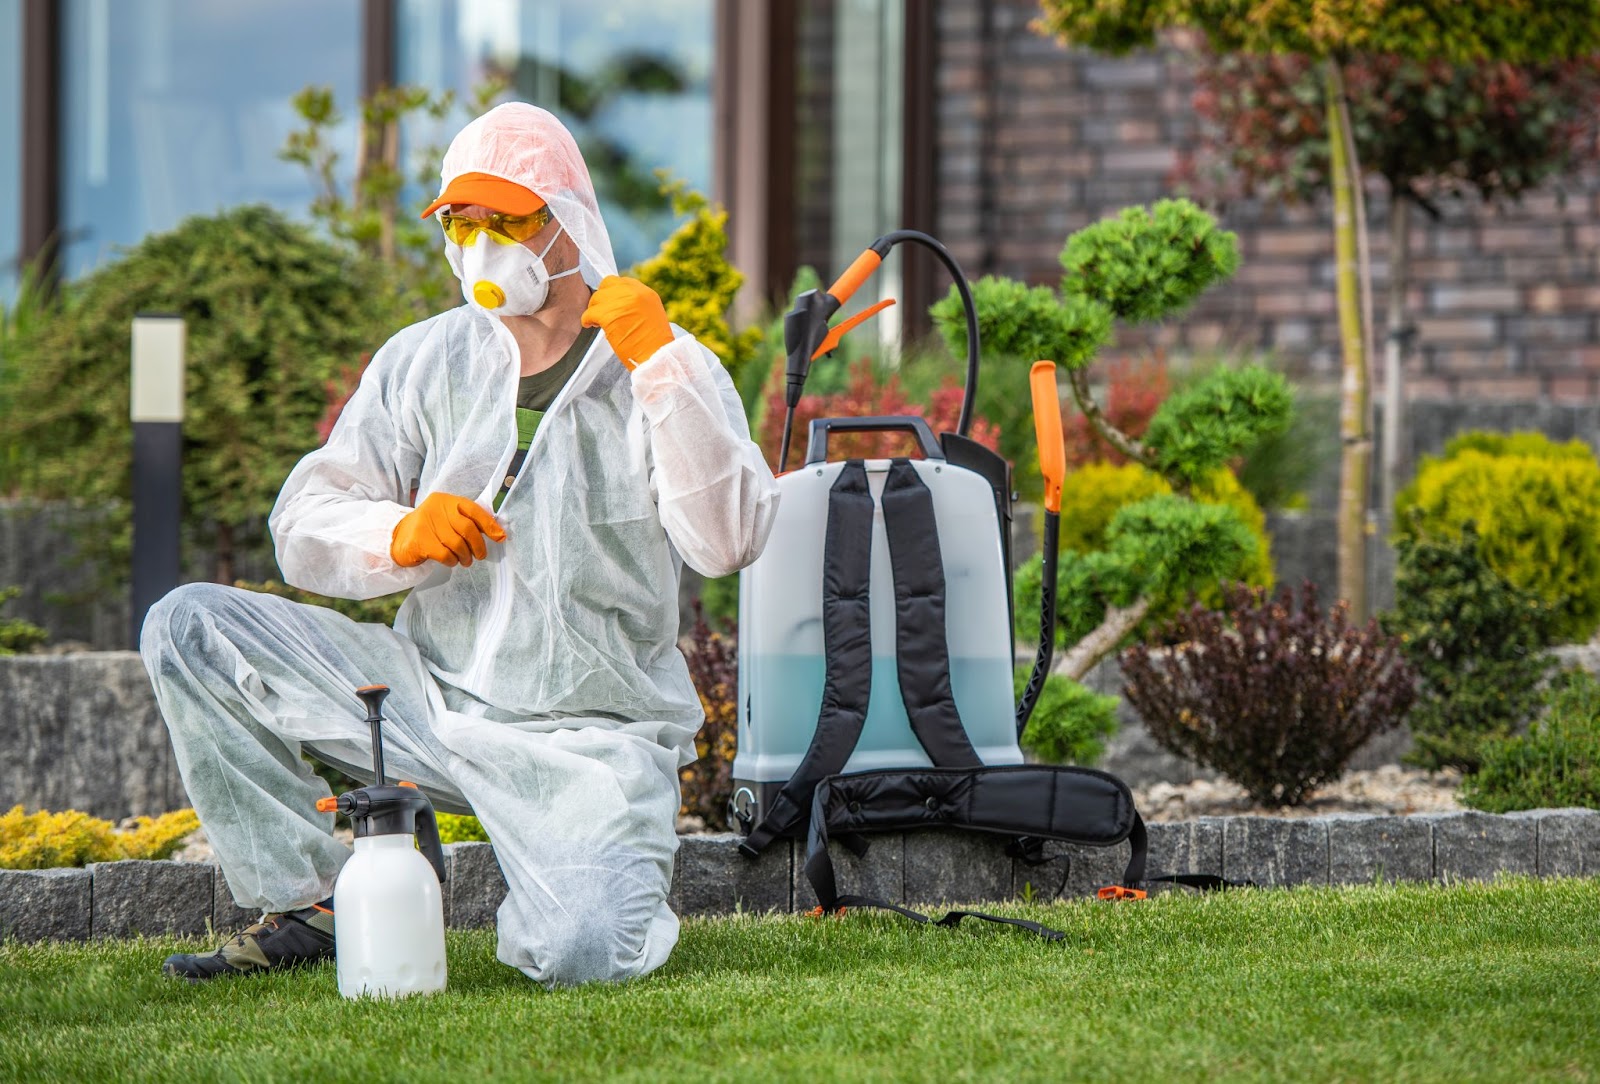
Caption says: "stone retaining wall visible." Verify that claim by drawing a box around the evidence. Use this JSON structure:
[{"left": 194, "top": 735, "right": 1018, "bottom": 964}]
[
  {"left": 0, "top": 652, "right": 185, "bottom": 820},
  {"left": 3, "top": 810, "right": 1595, "bottom": 942},
  {"left": 7, "top": 645, "right": 1599, "bottom": 819}
]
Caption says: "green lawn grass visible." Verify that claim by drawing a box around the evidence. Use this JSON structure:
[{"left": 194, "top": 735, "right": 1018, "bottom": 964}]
[{"left": 2, "top": 878, "right": 1597, "bottom": 1083}]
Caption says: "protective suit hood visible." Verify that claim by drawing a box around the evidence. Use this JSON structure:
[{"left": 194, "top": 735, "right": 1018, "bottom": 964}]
[{"left": 431, "top": 102, "right": 617, "bottom": 289}]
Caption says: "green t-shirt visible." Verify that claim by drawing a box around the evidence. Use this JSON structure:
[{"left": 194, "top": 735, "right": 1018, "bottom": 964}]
[{"left": 495, "top": 326, "right": 598, "bottom": 512}]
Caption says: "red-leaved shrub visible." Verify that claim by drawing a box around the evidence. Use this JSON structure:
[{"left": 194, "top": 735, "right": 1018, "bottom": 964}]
[
  {"left": 317, "top": 354, "right": 372, "bottom": 444},
  {"left": 760, "top": 358, "right": 1000, "bottom": 466},
  {"left": 1119, "top": 582, "right": 1416, "bottom": 806},
  {"left": 680, "top": 601, "right": 738, "bottom": 828}
]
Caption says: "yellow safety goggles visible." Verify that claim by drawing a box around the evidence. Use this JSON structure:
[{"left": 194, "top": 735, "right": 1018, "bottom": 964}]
[{"left": 437, "top": 207, "right": 552, "bottom": 247}]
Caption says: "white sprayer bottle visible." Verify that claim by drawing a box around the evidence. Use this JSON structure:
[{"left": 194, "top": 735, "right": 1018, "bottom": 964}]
[{"left": 317, "top": 684, "right": 448, "bottom": 999}]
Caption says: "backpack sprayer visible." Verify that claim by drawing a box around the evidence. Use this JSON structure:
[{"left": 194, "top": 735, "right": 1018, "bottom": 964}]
[
  {"left": 731, "top": 230, "right": 1226, "bottom": 935},
  {"left": 315, "top": 684, "right": 449, "bottom": 998}
]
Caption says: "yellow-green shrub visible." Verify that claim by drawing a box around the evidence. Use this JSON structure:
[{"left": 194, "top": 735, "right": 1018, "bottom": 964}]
[
  {"left": 631, "top": 180, "right": 762, "bottom": 389},
  {"left": 0, "top": 805, "right": 199, "bottom": 869},
  {"left": 436, "top": 813, "right": 489, "bottom": 844},
  {"left": 1060, "top": 462, "right": 1273, "bottom": 596},
  {"left": 1397, "top": 435, "right": 1600, "bottom": 643}
]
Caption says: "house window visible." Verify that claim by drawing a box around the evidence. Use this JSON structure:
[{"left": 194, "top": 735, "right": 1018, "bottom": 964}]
[
  {"left": 59, "top": 0, "right": 362, "bottom": 278},
  {"left": 0, "top": 0, "right": 22, "bottom": 296}
]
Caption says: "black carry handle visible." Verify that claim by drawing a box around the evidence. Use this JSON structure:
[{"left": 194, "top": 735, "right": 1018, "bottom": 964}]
[
  {"left": 804, "top": 416, "right": 944, "bottom": 465},
  {"left": 413, "top": 803, "right": 448, "bottom": 884}
]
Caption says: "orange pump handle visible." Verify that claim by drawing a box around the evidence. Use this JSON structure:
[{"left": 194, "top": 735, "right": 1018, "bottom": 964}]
[
  {"left": 812, "top": 299, "right": 897, "bottom": 360},
  {"left": 315, "top": 797, "right": 338, "bottom": 813},
  {"left": 827, "top": 248, "right": 883, "bottom": 307},
  {"left": 1030, "top": 361, "right": 1065, "bottom": 514}
]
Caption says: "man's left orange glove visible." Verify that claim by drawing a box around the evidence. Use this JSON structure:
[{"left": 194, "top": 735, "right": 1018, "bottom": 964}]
[{"left": 580, "top": 275, "right": 674, "bottom": 370}]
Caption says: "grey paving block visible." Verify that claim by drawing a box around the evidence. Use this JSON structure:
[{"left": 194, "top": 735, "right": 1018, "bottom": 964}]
[
  {"left": 90, "top": 860, "right": 213, "bottom": 938},
  {"left": 669, "top": 834, "right": 791, "bottom": 916},
  {"left": 1146, "top": 817, "right": 1226, "bottom": 883},
  {"left": 795, "top": 832, "right": 904, "bottom": 911},
  {"left": 445, "top": 842, "right": 506, "bottom": 929},
  {"left": 210, "top": 867, "right": 261, "bottom": 932},
  {"left": 0, "top": 868, "right": 91, "bottom": 941},
  {"left": 1327, "top": 815, "right": 1433, "bottom": 884},
  {"left": 1515, "top": 809, "right": 1599, "bottom": 877},
  {"left": 903, "top": 830, "right": 1013, "bottom": 906},
  {"left": 1014, "top": 840, "right": 1130, "bottom": 902},
  {"left": 1428, "top": 812, "right": 1537, "bottom": 881},
  {"left": 1222, "top": 817, "right": 1330, "bottom": 887}
]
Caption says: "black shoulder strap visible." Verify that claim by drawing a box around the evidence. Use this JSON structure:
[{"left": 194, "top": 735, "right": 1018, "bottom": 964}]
[
  {"left": 880, "top": 459, "right": 982, "bottom": 768},
  {"left": 740, "top": 461, "right": 876, "bottom": 858}
]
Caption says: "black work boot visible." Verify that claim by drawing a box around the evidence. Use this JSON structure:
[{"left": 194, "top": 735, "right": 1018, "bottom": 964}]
[{"left": 163, "top": 907, "right": 335, "bottom": 982}]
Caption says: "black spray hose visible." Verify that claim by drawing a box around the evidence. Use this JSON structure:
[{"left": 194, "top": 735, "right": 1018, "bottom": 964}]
[
  {"left": 873, "top": 229, "right": 981, "bottom": 437},
  {"left": 1015, "top": 511, "right": 1060, "bottom": 737}
]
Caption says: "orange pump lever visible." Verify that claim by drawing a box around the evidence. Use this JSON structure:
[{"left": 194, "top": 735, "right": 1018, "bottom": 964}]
[
  {"left": 811, "top": 299, "right": 897, "bottom": 360},
  {"left": 1029, "top": 361, "right": 1065, "bottom": 514}
]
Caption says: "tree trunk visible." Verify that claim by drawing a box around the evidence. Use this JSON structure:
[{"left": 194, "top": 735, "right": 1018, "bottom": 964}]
[
  {"left": 1326, "top": 62, "right": 1371, "bottom": 622},
  {"left": 1381, "top": 196, "right": 1410, "bottom": 521},
  {"left": 1052, "top": 597, "right": 1154, "bottom": 682}
]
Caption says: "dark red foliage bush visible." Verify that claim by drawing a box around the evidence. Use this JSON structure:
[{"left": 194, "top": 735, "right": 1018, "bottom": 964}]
[
  {"left": 679, "top": 601, "right": 738, "bottom": 828},
  {"left": 759, "top": 358, "right": 999, "bottom": 465},
  {"left": 1120, "top": 582, "right": 1417, "bottom": 806}
]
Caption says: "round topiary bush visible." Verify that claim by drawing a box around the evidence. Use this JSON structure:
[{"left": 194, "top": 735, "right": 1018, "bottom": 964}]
[
  {"left": 1058, "top": 461, "right": 1274, "bottom": 596},
  {"left": 1396, "top": 432, "right": 1600, "bottom": 644}
]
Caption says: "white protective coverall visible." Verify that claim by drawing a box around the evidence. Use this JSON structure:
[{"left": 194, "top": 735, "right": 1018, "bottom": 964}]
[{"left": 140, "top": 103, "right": 779, "bottom": 987}]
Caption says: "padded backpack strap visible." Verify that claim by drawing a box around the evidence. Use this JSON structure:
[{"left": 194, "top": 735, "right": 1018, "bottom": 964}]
[
  {"left": 880, "top": 459, "right": 981, "bottom": 768},
  {"left": 740, "top": 461, "right": 876, "bottom": 858},
  {"left": 802, "top": 766, "right": 1141, "bottom": 939}
]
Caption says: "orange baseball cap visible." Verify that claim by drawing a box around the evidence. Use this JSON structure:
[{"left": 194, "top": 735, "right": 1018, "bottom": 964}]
[{"left": 420, "top": 172, "right": 545, "bottom": 218}]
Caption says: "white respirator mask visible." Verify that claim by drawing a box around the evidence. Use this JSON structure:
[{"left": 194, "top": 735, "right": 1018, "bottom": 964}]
[{"left": 446, "top": 225, "right": 579, "bottom": 316}]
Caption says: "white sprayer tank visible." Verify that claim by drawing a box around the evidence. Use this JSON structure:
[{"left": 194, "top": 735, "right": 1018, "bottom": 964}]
[
  {"left": 334, "top": 834, "right": 447, "bottom": 999},
  {"left": 733, "top": 456, "right": 1023, "bottom": 813}
]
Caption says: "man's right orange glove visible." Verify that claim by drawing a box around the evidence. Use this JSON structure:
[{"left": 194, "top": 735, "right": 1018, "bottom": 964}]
[{"left": 391, "top": 492, "right": 507, "bottom": 569}]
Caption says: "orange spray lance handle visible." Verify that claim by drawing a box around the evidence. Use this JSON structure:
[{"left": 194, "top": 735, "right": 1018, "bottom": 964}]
[
  {"left": 1029, "top": 361, "right": 1065, "bottom": 514},
  {"left": 827, "top": 248, "right": 883, "bottom": 307}
]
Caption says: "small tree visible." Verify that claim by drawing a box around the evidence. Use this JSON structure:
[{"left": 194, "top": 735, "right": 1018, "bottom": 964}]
[
  {"left": 933, "top": 199, "right": 1293, "bottom": 682},
  {"left": 1180, "top": 49, "right": 1600, "bottom": 513},
  {"left": 1036, "top": 0, "right": 1600, "bottom": 621}
]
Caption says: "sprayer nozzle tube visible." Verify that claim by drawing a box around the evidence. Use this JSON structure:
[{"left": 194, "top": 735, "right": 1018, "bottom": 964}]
[{"left": 355, "top": 684, "right": 392, "bottom": 787}]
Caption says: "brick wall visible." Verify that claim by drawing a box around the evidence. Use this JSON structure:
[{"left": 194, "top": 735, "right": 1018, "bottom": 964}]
[{"left": 932, "top": 0, "right": 1600, "bottom": 401}]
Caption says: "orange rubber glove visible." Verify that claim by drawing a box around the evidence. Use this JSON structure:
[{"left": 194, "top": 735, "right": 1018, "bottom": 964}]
[
  {"left": 580, "top": 275, "right": 674, "bottom": 370},
  {"left": 391, "top": 492, "right": 507, "bottom": 569}
]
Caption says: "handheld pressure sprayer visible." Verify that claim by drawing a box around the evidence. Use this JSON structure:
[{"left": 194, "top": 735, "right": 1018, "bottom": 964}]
[{"left": 315, "top": 684, "right": 449, "bottom": 999}]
